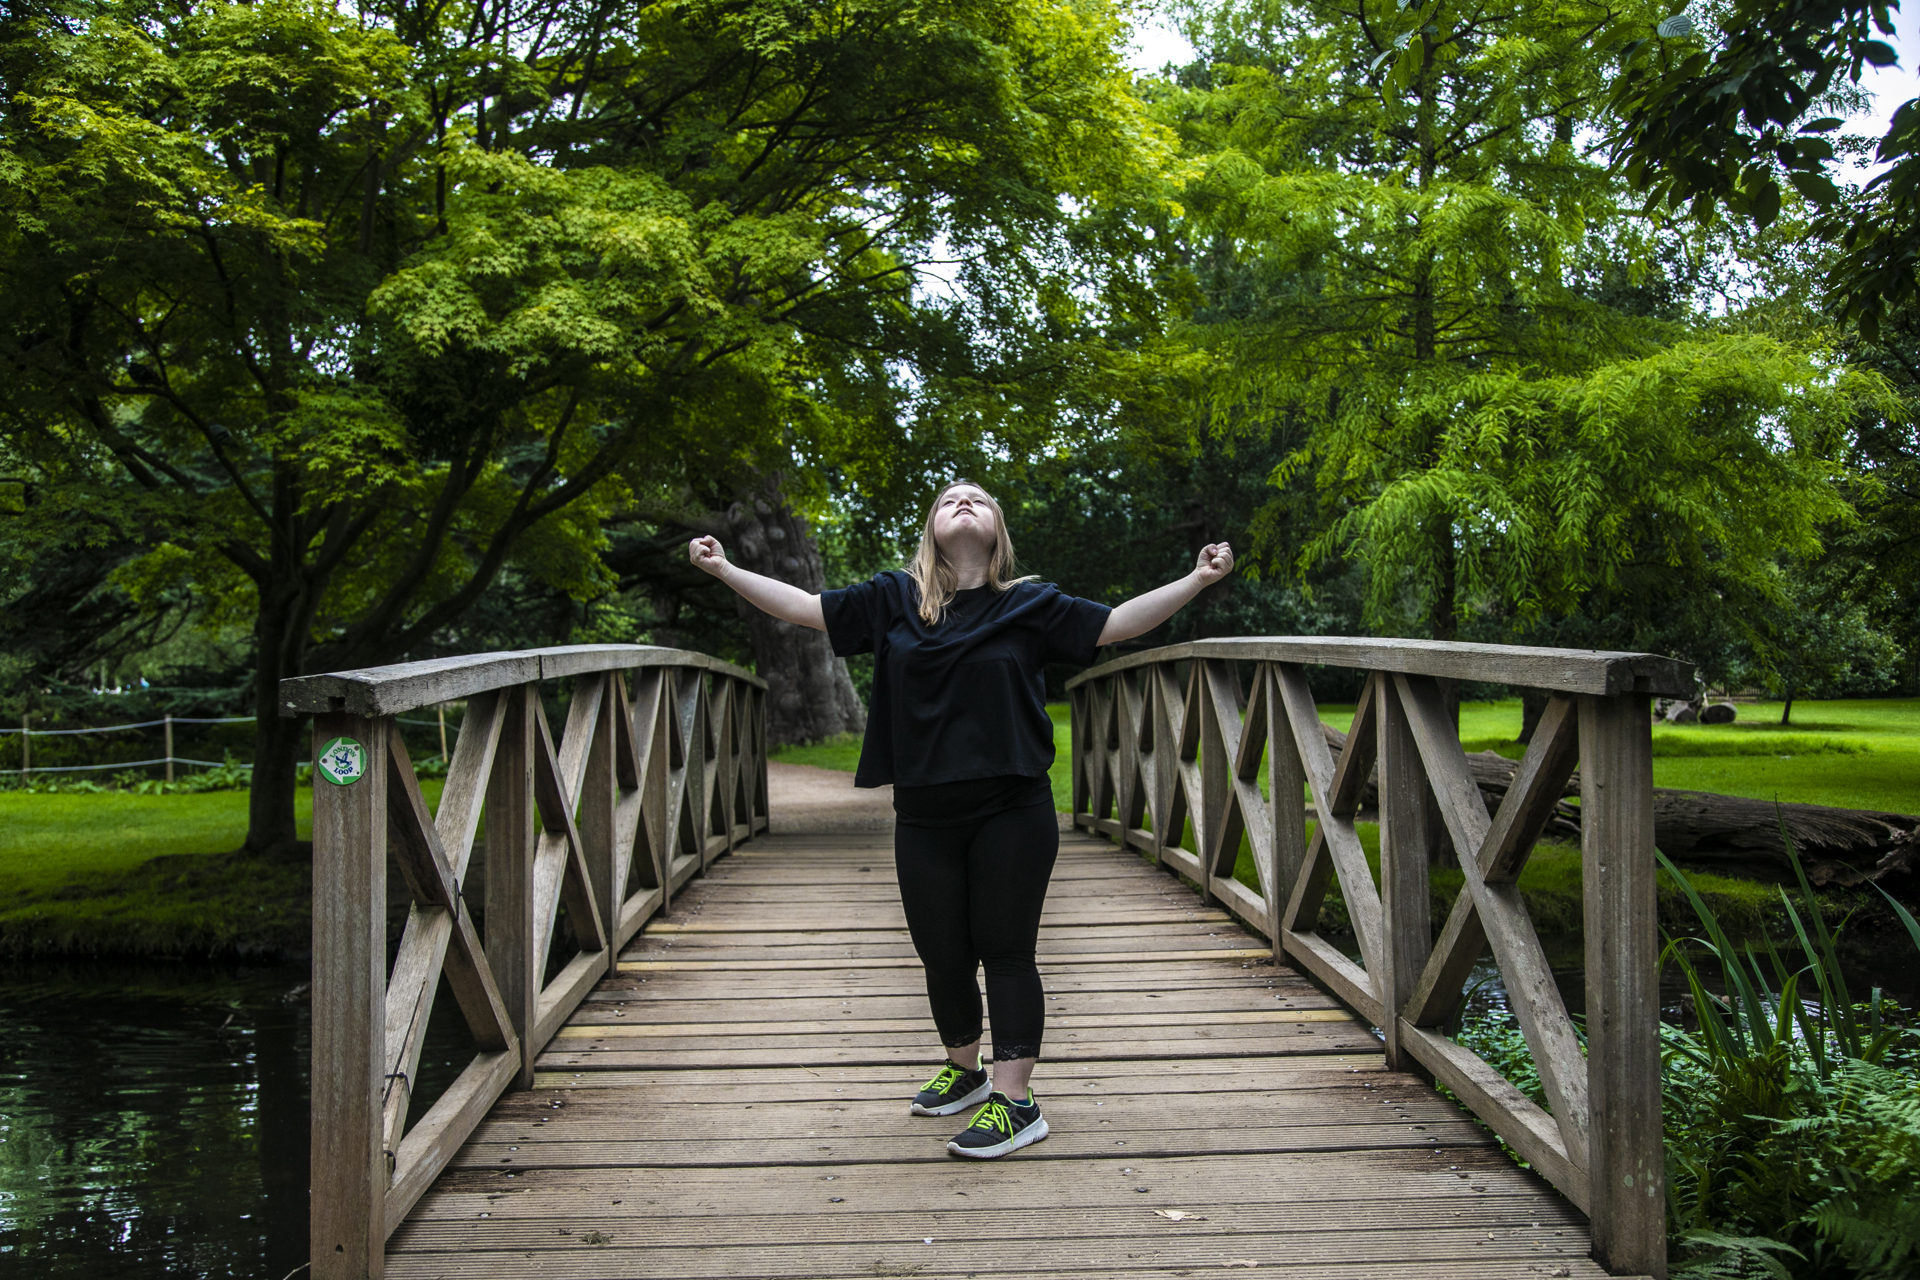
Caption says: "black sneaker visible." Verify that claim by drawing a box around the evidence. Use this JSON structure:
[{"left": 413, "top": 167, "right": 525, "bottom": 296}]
[
  {"left": 947, "top": 1091, "right": 1049, "bottom": 1159},
  {"left": 910, "top": 1059, "right": 991, "bottom": 1116}
]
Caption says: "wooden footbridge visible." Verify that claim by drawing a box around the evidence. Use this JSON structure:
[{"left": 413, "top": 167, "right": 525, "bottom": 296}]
[{"left": 281, "top": 638, "right": 1689, "bottom": 1279}]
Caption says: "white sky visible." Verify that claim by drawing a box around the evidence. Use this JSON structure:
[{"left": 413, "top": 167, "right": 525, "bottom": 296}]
[
  {"left": 1126, "top": 13, "right": 1197, "bottom": 73},
  {"left": 1855, "top": 25, "right": 1920, "bottom": 138}
]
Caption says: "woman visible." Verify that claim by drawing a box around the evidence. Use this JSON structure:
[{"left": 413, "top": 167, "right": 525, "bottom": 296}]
[{"left": 689, "top": 480, "right": 1232, "bottom": 1158}]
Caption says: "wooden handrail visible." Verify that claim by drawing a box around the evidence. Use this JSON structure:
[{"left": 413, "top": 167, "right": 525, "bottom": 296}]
[
  {"left": 1068, "top": 639, "right": 1681, "bottom": 1279},
  {"left": 1066, "top": 636, "right": 1694, "bottom": 697},
  {"left": 291, "top": 647, "right": 769, "bottom": 1278},
  {"left": 279, "top": 644, "right": 765, "bottom": 717}
]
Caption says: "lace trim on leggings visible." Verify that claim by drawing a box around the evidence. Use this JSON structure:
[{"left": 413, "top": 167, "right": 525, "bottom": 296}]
[{"left": 993, "top": 1041, "right": 1040, "bottom": 1062}]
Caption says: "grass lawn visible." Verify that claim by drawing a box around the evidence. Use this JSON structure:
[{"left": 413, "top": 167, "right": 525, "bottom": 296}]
[
  {"left": 0, "top": 780, "right": 443, "bottom": 957},
  {"left": 0, "top": 789, "right": 314, "bottom": 898},
  {"left": 1330, "top": 696, "right": 1920, "bottom": 816}
]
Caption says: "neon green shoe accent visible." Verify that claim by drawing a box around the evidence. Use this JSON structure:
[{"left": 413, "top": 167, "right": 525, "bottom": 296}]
[
  {"left": 964, "top": 1098, "right": 1017, "bottom": 1138},
  {"left": 920, "top": 1063, "right": 965, "bottom": 1094}
]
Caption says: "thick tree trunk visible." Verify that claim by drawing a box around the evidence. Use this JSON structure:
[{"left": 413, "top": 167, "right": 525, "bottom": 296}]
[
  {"left": 1322, "top": 723, "right": 1919, "bottom": 883},
  {"left": 1517, "top": 689, "right": 1550, "bottom": 744},
  {"left": 248, "top": 584, "right": 312, "bottom": 858},
  {"left": 724, "top": 477, "right": 865, "bottom": 746}
]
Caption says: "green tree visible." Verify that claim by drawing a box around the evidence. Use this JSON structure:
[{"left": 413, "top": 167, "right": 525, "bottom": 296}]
[
  {"left": 1603, "top": 0, "right": 1918, "bottom": 339},
  {"left": 1756, "top": 564, "right": 1903, "bottom": 722},
  {"left": 0, "top": 0, "right": 1171, "bottom": 849},
  {"left": 1154, "top": 0, "right": 1880, "bottom": 647}
]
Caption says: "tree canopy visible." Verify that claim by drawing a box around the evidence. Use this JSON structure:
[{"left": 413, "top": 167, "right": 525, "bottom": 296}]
[
  {"left": 0, "top": 0, "right": 1175, "bottom": 848},
  {"left": 1141, "top": 0, "right": 1887, "bottom": 661},
  {"left": 1, "top": 0, "right": 1914, "bottom": 835}
]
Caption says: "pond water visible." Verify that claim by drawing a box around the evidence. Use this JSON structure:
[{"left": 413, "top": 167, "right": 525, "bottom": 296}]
[{"left": 0, "top": 960, "right": 470, "bottom": 1279}]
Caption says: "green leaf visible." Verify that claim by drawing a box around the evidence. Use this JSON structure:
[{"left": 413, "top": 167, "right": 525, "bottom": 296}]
[
  {"left": 1788, "top": 169, "right": 1842, "bottom": 205},
  {"left": 1872, "top": 881, "right": 1920, "bottom": 955}
]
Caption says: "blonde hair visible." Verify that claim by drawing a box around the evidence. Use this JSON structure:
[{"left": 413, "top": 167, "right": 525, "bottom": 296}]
[{"left": 905, "top": 479, "right": 1037, "bottom": 625}]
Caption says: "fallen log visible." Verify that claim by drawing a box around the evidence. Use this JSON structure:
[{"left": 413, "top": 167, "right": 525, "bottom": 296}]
[{"left": 1319, "top": 724, "right": 1919, "bottom": 883}]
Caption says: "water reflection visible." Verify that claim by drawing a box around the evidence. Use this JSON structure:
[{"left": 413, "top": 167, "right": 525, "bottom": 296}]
[
  {"left": 0, "top": 961, "right": 470, "bottom": 1278},
  {"left": 0, "top": 961, "right": 311, "bottom": 1277}
]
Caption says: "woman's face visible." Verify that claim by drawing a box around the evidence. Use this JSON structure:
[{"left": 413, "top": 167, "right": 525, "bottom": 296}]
[{"left": 930, "top": 484, "right": 997, "bottom": 557}]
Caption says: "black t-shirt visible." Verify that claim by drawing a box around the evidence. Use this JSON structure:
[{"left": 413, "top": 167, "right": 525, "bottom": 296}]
[{"left": 820, "top": 570, "right": 1112, "bottom": 789}]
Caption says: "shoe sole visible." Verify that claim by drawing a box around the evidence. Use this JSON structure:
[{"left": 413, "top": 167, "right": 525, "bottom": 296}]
[
  {"left": 910, "top": 1078, "right": 993, "bottom": 1117},
  {"left": 946, "top": 1115, "right": 1050, "bottom": 1159}
]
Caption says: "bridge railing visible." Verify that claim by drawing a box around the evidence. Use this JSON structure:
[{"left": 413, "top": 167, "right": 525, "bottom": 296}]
[
  {"left": 1067, "top": 637, "right": 1690, "bottom": 1279},
  {"left": 279, "top": 645, "right": 768, "bottom": 1279}
]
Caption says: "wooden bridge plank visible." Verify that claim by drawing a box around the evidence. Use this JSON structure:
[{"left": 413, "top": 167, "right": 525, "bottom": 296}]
[
  {"left": 571, "top": 988, "right": 1344, "bottom": 1019},
  {"left": 394, "top": 827, "right": 1598, "bottom": 1279},
  {"left": 381, "top": 1231, "right": 1612, "bottom": 1280},
  {"left": 580, "top": 971, "right": 1332, "bottom": 1000},
  {"left": 463, "top": 1088, "right": 1484, "bottom": 1148},
  {"left": 404, "top": 1145, "right": 1541, "bottom": 1216},
  {"left": 449, "top": 1121, "right": 1492, "bottom": 1170},
  {"left": 557, "top": 1009, "right": 1354, "bottom": 1036},
  {"left": 527, "top": 1059, "right": 1391, "bottom": 1096},
  {"left": 392, "top": 1197, "right": 1585, "bottom": 1249}
]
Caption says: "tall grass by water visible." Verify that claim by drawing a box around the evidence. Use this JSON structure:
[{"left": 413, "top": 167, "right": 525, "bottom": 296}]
[{"left": 1453, "top": 845, "right": 1920, "bottom": 1278}]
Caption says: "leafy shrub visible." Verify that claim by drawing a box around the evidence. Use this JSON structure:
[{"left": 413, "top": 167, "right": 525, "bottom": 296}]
[
  {"left": 1448, "top": 841, "right": 1920, "bottom": 1277},
  {"left": 1658, "top": 850, "right": 1920, "bottom": 1278}
]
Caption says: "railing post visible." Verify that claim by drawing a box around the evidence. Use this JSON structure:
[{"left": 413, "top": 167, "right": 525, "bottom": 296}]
[
  {"left": 1069, "top": 687, "right": 1087, "bottom": 824},
  {"left": 1264, "top": 665, "right": 1307, "bottom": 921},
  {"left": 310, "top": 712, "right": 389, "bottom": 1280},
  {"left": 580, "top": 674, "right": 619, "bottom": 976},
  {"left": 486, "top": 683, "right": 538, "bottom": 1090},
  {"left": 1376, "top": 674, "right": 1433, "bottom": 1073},
  {"left": 1580, "top": 693, "right": 1665, "bottom": 1279}
]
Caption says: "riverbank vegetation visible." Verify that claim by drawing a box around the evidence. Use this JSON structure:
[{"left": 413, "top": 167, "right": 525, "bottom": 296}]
[{"left": 1453, "top": 855, "right": 1920, "bottom": 1278}]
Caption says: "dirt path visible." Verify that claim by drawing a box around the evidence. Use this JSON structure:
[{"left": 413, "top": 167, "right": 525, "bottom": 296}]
[
  {"left": 765, "top": 762, "right": 1072, "bottom": 833},
  {"left": 765, "top": 761, "right": 895, "bottom": 832}
]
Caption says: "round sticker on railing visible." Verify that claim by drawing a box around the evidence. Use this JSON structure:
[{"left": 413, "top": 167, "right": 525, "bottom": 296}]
[{"left": 318, "top": 736, "right": 367, "bottom": 786}]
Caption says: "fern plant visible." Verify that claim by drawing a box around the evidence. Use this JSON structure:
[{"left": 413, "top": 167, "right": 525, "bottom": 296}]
[{"left": 1657, "top": 842, "right": 1920, "bottom": 1279}]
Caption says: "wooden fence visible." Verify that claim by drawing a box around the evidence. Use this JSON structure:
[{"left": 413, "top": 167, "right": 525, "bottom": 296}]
[
  {"left": 279, "top": 645, "right": 768, "bottom": 1279},
  {"left": 1067, "top": 637, "right": 1692, "bottom": 1279}
]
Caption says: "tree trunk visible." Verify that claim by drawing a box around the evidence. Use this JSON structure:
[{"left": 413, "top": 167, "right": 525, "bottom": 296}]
[
  {"left": 1517, "top": 689, "right": 1550, "bottom": 744},
  {"left": 248, "top": 583, "right": 312, "bottom": 858},
  {"left": 724, "top": 476, "right": 865, "bottom": 746},
  {"left": 1780, "top": 693, "right": 1795, "bottom": 726}
]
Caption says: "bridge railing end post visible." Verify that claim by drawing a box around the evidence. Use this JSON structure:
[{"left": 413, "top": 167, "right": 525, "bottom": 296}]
[
  {"left": 1581, "top": 692, "right": 1666, "bottom": 1279},
  {"left": 310, "top": 711, "right": 389, "bottom": 1280}
]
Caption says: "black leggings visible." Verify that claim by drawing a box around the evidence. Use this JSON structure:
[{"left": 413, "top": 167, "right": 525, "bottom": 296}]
[{"left": 893, "top": 800, "right": 1060, "bottom": 1062}]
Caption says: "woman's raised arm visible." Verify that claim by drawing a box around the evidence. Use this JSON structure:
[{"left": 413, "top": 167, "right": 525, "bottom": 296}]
[
  {"left": 688, "top": 536, "right": 827, "bottom": 630},
  {"left": 1096, "top": 542, "right": 1234, "bottom": 646}
]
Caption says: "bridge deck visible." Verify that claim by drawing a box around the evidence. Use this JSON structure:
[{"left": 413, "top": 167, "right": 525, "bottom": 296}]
[{"left": 387, "top": 819, "right": 1614, "bottom": 1279}]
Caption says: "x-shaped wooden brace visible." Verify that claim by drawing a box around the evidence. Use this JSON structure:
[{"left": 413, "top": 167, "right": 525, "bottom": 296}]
[
  {"left": 379, "top": 693, "right": 519, "bottom": 1169},
  {"left": 529, "top": 679, "right": 612, "bottom": 986},
  {"left": 1269, "top": 667, "right": 1388, "bottom": 1024},
  {"left": 1390, "top": 674, "right": 1590, "bottom": 1171},
  {"left": 1198, "top": 661, "right": 1280, "bottom": 933}
]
